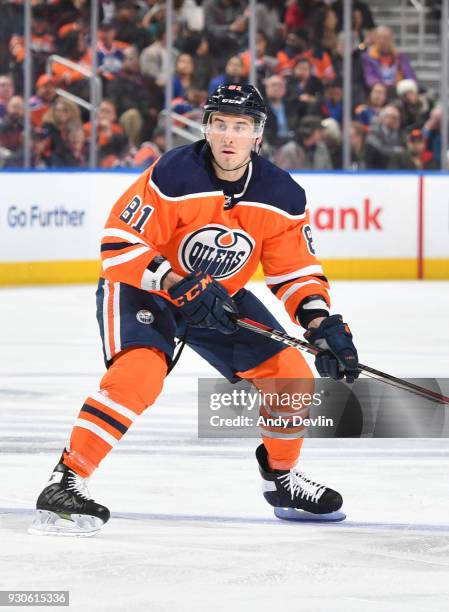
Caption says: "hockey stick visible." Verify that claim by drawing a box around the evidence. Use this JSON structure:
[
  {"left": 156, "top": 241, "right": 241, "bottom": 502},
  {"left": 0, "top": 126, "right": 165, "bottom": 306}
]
[{"left": 232, "top": 315, "right": 449, "bottom": 406}]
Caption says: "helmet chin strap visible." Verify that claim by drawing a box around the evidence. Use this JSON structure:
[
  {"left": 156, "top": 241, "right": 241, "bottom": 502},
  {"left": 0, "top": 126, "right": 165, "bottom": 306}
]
[{"left": 211, "top": 154, "right": 251, "bottom": 173}]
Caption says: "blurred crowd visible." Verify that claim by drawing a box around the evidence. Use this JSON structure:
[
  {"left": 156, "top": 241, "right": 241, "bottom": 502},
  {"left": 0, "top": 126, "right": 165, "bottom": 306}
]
[{"left": 0, "top": 0, "right": 443, "bottom": 170}]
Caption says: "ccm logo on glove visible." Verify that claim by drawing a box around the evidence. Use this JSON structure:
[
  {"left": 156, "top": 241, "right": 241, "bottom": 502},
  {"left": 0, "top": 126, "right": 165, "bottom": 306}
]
[
  {"left": 170, "top": 273, "right": 213, "bottom": 306},
  {"left": 168, "top": 270, "right": 238, "bottom": 334}
]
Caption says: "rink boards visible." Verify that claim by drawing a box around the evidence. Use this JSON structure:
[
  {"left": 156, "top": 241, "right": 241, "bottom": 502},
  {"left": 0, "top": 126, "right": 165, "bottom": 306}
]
[{"left": 0, "top": 170, "right": 448, "bottom": 284}]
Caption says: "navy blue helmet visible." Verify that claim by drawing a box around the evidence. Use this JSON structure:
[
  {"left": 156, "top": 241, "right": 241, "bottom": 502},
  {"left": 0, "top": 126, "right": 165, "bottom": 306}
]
[{"left": 202, "top": 84, "right": 267, "bottom": 136}]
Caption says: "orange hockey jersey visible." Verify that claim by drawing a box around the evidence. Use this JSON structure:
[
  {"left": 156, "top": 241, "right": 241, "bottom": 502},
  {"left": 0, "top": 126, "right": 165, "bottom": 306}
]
[{"left": 100, "top": 140, "right": 330, "bottom": 326}]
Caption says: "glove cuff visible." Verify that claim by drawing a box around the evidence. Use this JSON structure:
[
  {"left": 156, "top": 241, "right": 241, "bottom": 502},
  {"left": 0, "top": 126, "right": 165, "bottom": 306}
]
[
  {"left": 296, "top": 295, "right": 329, "bottom": 328},
  {"left": 141, "top": 256, "right": 172, "bottom": 291}
]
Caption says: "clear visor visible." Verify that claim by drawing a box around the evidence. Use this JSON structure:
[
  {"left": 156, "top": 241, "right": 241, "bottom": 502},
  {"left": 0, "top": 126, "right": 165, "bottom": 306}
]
[{"left": 202, "top": 113, "right": 264, "bottom": 138}]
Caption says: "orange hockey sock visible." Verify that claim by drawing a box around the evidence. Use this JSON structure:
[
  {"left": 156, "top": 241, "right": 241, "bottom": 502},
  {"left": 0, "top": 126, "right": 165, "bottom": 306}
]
[
  {"left": 64, "top": 347, "right": 167, "bottom": 477},
  {"left": 262, "top": 437, "right": 305, "bottom": 471},
  {"left": 237, "top": 347, "right": 313, "bottom": 471}
]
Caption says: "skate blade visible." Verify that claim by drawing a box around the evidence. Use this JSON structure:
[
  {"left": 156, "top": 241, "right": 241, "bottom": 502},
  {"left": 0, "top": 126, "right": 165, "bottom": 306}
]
[
  {"left": 274, "top": 507, "right": 346, "bottom": 522},
  {"left": 28, "top": 509, "right": 105, "bottom": 537}
]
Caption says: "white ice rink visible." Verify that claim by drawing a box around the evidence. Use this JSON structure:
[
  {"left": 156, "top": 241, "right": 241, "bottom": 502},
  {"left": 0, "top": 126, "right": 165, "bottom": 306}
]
[{"left": 1, "top": 281, "right": 449, "bottom": 612}]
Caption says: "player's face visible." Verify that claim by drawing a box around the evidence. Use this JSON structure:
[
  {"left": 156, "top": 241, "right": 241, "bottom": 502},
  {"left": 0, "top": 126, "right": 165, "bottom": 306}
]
[{"left": 206, "top": 113, "right": 258, "bottom": 171}]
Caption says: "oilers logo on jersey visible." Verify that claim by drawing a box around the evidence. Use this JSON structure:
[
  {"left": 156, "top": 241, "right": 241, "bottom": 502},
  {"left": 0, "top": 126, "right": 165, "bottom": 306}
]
[
  {"left": 99, "top": 140, "right": 330, "bottom": 326},
  {"left": 178, "top": 225, "right": 255, "bottom": 279}
]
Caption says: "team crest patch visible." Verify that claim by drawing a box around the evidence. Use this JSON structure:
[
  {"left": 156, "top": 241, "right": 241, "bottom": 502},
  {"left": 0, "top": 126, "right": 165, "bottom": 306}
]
[
  {"left": 178, "top": 224, "right": 255, "bottom": 279},
  {"left": 136, "top": 309, "right": 154, "bottom": 325}
]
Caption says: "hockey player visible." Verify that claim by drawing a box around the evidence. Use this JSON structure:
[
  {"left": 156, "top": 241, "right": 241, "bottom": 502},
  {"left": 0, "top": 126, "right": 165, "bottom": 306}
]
[{"left": 30, "top": 84, "right": 358, "bottom": 536}]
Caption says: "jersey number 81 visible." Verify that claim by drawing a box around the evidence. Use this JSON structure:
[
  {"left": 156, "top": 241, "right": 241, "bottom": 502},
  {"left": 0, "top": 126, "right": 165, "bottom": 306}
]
[{"left": 119, "top": 196, "right": 154, "bottom": 233}]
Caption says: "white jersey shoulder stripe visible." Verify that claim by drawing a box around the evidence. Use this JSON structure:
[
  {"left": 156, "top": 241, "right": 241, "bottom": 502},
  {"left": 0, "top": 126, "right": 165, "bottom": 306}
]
[
  {"left": 102, "top": 246, "right": 150, "bottom": 271},
  {"left": 102, "top": 228, "right": 148, "bottom": 246},
  {"left": 265, "top": 265, "right": 324, "bottom": 285}
]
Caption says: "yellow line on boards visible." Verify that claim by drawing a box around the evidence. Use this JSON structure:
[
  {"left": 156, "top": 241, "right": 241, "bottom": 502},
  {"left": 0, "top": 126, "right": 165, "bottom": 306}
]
[
  {"left": 252, "top": 259, "right": 421, "bottom": 281},
  {"left": 0, "top": 261, "right": 101, "bottom": 285},
  {"left": 423, "top": 259, "right": 449, "bottom": 279},
  {"left": 0, "top": 258, "right": 448, "bottom": 286}
]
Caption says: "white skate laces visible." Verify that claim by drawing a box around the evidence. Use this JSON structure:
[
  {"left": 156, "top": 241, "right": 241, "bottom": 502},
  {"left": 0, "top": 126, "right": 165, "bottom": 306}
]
[
  {"left": 67, "top": 471, "right": 91, "bottom": 501},
  {"left": 277, "top": 469, "right": 326, "bottom": 502}
]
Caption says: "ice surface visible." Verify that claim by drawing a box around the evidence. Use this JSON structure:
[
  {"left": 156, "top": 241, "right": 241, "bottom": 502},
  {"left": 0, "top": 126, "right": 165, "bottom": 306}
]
[{"left": 1, "top": 281, "right": 449, "bottom": 612}]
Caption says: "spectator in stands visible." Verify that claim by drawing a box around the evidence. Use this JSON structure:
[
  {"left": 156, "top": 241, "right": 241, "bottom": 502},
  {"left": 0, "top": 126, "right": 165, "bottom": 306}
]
[
  {"left": 9, "top": 6, "right": 55, "bottom": 90},
  {"left": 42, "top": 97, "right": 82, "bottom": 165},
  {"left": 354, "top": 82, "right": 387, "bottom": 127},
  {"left": 240, "top": 31, "right": 278, "bottom": 86},
  {"left": 141, "top": 0, "right": 167, "bottom": 38},
  {"left": 331, "top": 32, "right": 366, "bottom": 106},
  {"left": 0, "top": 95, "right": 24, "bottom": 157},
  {"left": 361, "top": 26, "right": 416, "bottom": 91},
  {"left": 321, "top": 78, "right": 343, "bottom": 124},
  {"left": 274, "top": 115, "right": 332, "bottom": 170},
  {"left": 51, "top": 0, "right": 90, "bottom": 35},
  {"left": 85, "top": 98, "right": 128, "bottom": 168},
  {"left": 42, "top": 96, "right": 81, "bottom": 129},
  {"left": 171, "top": 86, "right": 207, "bottom": 124},
  {"left": 394, "top": 79, "right": 429, "bottom": 131},
  {"left": 30, "top": 128, "right": 51, "bottom": 169},
  {"left": 49, "top": 121, "right": 87, "bottom": 167},
  {"left": 203, "top": 0, "right": 248, "bottom": 70},
  {"left": 350, "top": 120, "right": 367, "bottom": 170},
  {"left": 351, "top": 6, "right": 372, "bottom": 48},
  {"left": 133, "top": 126, "right": 166, "bottom": 169},
  {"left": 0, "top": 74, "right": 15, "bottom": 121},
  {"left": 310, "top": 4, "right": 339, "bottom": 56},
  {"left": 333, "top": 0, "right": 376, "bottom": 38},
  {"left": 208, "top": 55, "right": 247, "bottom": 95},
  {"left": 188, "top": 34, "right": 217, "bottom": 92},
  {"left": 140, "top": 23, "right": 179, "bottom": 88},
  {"left": 52, "top": 28, "right": 90, "bottom": 100},
  {"left": 321, "top": 117, "right": 342, "bottom": 168},
  {"left": 83, "top": 99, "right": 125, "bottom": 160},
  {"left": 0, "top": 145, "right": 12, "bottom": 168},
  {"left": 364, "top": 104, "right": 406, "bottom": 169},
  {"left": 286, "top": 57, "right": 323, "bottom": 120},
  {"left": 264, "top": 75, "right": 298, "bottom": 149},
  {"left": 1, "top": 125, "right": 51, "bottom": 169},
  {"left": 0, "top": 3, "right": 16, "bottom": 75},
  {"left": 173, "top": 53, "right": 195, "bottom": 99},
  {"left": 97, "top": 21, "right": 128, "bottom": 81},
  {"left": 30, "top": 75, "right": 57, "bottom": 128},
  {"left": 114, "top": 1, "right": 151, "bottom": 51},
  {"left": 390, "top": 128, "right": 439, "bottom": 170},
  {"left": 292, "top": 28, "right": 336, "bottom": 83},
  {"left": 108, "top": 45, "right": 163, "bottom": 146},
  {"left": 177, "top": 0, "right": 205, "bottom": 33},
  {"left": 422, "top": 105, "right": 442, "bottom": 165},
  {"left": 256, "top": 0, "right": 283, "bottom": 47},
  {"left": 276, "top": 29, "right": 309, "bottom": 76},
  {"left": 141, "top": 0, "right": 202, "bottom": 39},
  {"left": 283, "top": 1, "right": 311, "bottom": 33}
]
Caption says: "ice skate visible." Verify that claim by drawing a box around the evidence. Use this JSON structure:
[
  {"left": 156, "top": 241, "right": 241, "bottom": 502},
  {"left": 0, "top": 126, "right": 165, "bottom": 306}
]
[
  {"left": 28, "top": 451, "right": 110, "bottom": 537},
  {"left": 256, "top": 444, "right": 346, "bottom": 522}
]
